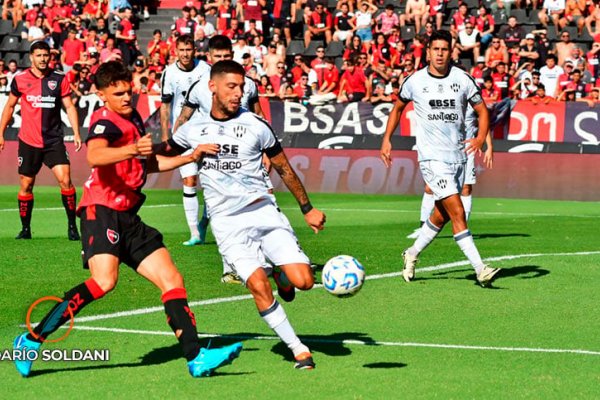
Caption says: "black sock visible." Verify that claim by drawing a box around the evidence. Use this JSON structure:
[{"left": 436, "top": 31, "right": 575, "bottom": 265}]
[
  {"left": 28, "top": 278, "right": 105, "bottom": 342},
  {"left": 18, "top": 194, "right": 34, "bottom": 229},
  {"left": 61, "top": 188, "right": 77, "bottom": 227},
  {"left": 162, "top": 288, "right": 201, "bottom": 361}
]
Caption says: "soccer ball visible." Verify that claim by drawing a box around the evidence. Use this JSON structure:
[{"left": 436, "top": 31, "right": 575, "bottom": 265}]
[{"left": 322, "top": 255, "right": 365, "bottom": 298}]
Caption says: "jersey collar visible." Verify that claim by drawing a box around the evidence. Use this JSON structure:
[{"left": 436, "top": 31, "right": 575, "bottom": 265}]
[
  {"left": 426, "top": 64, "right": 452, "bottom": 79},
  {"left": 210, "top": 108, "right": 242, "bottom": 122}
]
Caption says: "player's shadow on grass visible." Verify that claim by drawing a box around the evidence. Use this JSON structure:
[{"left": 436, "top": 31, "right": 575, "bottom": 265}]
[
  {"left": 429, "top": 265, "right": 549, "bottom": 287},
  {"left": 363, "top": 362, "right": 407, "bottom": 369},
  {"left": 29, "top": 343, "right": 250, "bottom": 377},
  {"left": 270, "top": 332, "right": 377, "bottom": 362},
  {"left": 436, "top": 233, "right": 531, "bottom": 240}
]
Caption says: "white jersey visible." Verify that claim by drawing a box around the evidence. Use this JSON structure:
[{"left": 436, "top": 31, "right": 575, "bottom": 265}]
[
  {"left": 171, "top": 108, "right": 278, "bottom": 217},
  {"left": 184, "top": 74, "right": 259, "bottom": 117},
  {"left": 161, "top": 60, "right": 211, "bottom": 125},
  {"left": 400, "top": 65, "right": 483, "bottom": 163},
  {"left": 465, "top": 105, "right": 477, "bottom": 139}
]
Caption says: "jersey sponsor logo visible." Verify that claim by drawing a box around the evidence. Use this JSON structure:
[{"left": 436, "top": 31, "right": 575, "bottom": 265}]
[
  {"left": 202, "top": 159, "right": 243, "bottom": 171},
  {"left": 26, "top": 94, "right": 57, "bottom": 109},
  {"left": 106, "top": 229, "right": 120, "bottom": 244},
  {"left": 218, "top": 144, "right": 239, "bottom": 158},
  {"left": 428, "top": 99, "right": 456, "bottom": 109},
  {"left": 427, "top": 112, "right": 459, "bottom": 122},
  {"left": 48, "top": 80, "right": 57, "bottom": 91}
]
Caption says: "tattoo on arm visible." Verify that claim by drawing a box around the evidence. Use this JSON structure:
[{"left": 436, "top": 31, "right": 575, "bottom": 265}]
[
  {"left": 270, "top": 152, "right": 310, "bottom": 206},
  {"left": 173, "top": 105, "right": 194, "bottom": 132}
]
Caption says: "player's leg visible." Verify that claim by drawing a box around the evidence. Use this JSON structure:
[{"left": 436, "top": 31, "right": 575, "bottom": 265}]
[
  {"left": 180, "top": 158, "right": 201, "bottom": 245},
  {"left": 461, "top": 184, "right": 473, "bottom": 221},
  {"left": 13, "top": 254, "right": 113, "bottom": 377},
  {"left": 133, "top": 227, "right": 242, "bottom": 376},
  {"left": 50, "top": 162, "right": 79, "bottom": 240},
  {"left": 245, "top": 267, "right": 315, "bottom": 369},
  {"left": 199, "top": 198, "right": 209, "bottom": 244},
  {"left": 407, "top": 185, "right": 435, "bottom": 239},
  {"left": 221, "top": 257, "right": 243, "bottom": 284},
  {"left": 462, "top": 150, "right": 476, "bottom": 221},
  {"left": 16, "top": 140, "right": 44, "bottom": 239}
]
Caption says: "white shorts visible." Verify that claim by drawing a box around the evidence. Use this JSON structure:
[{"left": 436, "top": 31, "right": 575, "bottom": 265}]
[
  {"left": 419, "top": 160, "right": 465, "bottom": 201},
  {"left": 335, "top": 30, "right": 353, "bottom": 41},
  {"left": 210, "top": 198, "right": 310, "bottom": 283},
  {"left": 464, "top": 152, "right": 476, "bottom": 185},
  {"left": 178, "top": 148, "right": 198, "bottom": 179}
]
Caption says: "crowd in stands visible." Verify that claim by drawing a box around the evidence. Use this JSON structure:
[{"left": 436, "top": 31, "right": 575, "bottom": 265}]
[{"left": 1, "top": 0, "right": 599, "bottom": 109}]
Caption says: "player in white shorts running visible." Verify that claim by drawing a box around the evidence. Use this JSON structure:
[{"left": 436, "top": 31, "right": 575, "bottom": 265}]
[
  {"left": 156, "top": 60, "right": 326, "bottom": 369},
  {"left": 406, "top": 105, "right": 493, "bottom": 239},
  {"left": 160, "top": 34, "right": 211, "bottom": 246},
  {"left": 380, "top": 30, "right": 500, "bottom": 287}
]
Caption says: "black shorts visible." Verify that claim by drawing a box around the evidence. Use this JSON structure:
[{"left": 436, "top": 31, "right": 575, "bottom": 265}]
[
  {"left": 273, "top": 18, "right": 291, "bottom": 29},
  {"left": 18, "top": 139, "right": 70, "bottom": 177},
  {"left": 80, "top": 205, "right": 165, "bottom": 270}
]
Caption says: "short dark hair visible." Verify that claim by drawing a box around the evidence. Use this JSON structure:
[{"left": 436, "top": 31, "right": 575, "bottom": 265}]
[
  {"left": 176, "top": 34, "right": 195, "bottom": 47},
  {"left": 30, "top": 40, "right": 50, "bottom": 54},
  {"left": 208, "top": 35, "right": 233, "bottom": 51},
  {"left": 153, "top": 29, "right": 162, "bottom": 36},
  {"left": 210, "top": 60, "right": 245, "bottom": 79},
  {"left": 428, "top": 30, "right": 452, "bottom": 48},
  {"left": 94, "top": 61, "right": 132, "bottom": 90}
]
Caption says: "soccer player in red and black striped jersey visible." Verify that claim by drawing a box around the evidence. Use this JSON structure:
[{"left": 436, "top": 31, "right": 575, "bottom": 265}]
[
  {"left": 0, "top": 40, "right": 81, "bottom": 241},
  {"left": 12, "top": 61, "right": 242, "bottom": 378}
]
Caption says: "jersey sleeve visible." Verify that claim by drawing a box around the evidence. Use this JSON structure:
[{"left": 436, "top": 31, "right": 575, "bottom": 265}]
[
  {"left": 399, "top": 75, "right": 414, "bottom": 103},
  {"left": 465, "top": 74, "right": 484, "bottom": 106},
  {"left": 160, "top": 68, "right": 173, "bottom": 103},
  {"left": 254, "top": 116, "right": 282, "bottom": 157},
  {"left": 246, "top": 77, "right": 259, "bottom": 108},
  {"left": 184, "top": 80, "right": 202, "bottom": 109},
  {"left": 87, "top": 119, "right": 122, "bottom": 144},
  {"left": 60, "top": 75, "right": 71, "bottom": 97},
  {"left": 10, "top": 77, "right": 20, "bottom": 97},
  {"left": 168, "top": 124, "right": 192, "bottom": 154}
]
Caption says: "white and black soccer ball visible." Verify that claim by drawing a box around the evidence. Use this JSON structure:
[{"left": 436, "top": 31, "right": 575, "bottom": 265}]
[{"left": 322, "top": 255, "right": 365, "bottom": 298}]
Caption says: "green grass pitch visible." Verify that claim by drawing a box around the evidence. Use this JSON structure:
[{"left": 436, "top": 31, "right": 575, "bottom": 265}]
[{"left": 1, "top": 186, "right": 600, "bottom": 399}]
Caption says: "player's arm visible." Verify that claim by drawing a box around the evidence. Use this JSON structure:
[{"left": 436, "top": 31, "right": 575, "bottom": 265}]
[
  {"left": 0, "top": 93, "right": 19, "bottom": 152},
  {"left": 380, "top": 98, "right": 408, "bottom": 167},
  {"left": 172, "top": 104, "right": 195, "bottom": 133},
  {"left": 86, "top": 135, "right": 148, "bottom": 167},
  {"left": 159, "top": 102, "right": 172, "bottom": 141},
  {"left": 465, "top": 100, "right": 490, "bottom": 155},
  {"left": 270, "top": 149, "right": 325, "bottom": 233},
  {"left": 62, "top": 96, "right": 82, "bottom": 151},
  {"left": 483, "top": 129, "right": 493, "bottom": 169},
  {"left": 146, "top": 143, "right": 219, "bottom": 173}
]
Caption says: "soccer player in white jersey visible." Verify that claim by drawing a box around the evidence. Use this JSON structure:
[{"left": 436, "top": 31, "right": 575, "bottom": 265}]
[
  {"left": 380, "top": 30, "right": 501, "bottom": 287},
  {"left": 160, "top": 34, "right": 211, "bottom": 246},
  {"left": 406, "top": 106, "right": 493, "bottom": 240},
  {"left": 173, "top": 35, "right": 266, "bottom": 284},
  {"left": 156, "top": 60, "right": 326, "bottom": 369}
]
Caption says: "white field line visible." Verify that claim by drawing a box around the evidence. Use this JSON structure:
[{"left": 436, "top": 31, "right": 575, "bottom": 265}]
[
  {"left": 72, "top": 251, "right": 600, "bottom": 324},
  {"left": 1, "top": 203, "right": 599, "bottom": 219},
  {"left": 66, "top": 325, "right": 600, "bottom": 357}
]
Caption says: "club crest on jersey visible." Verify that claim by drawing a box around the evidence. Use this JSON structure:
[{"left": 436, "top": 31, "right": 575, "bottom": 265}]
[
  {"left": 233, "top": 125, "right": 246, "bottom": 138},
  {"left": 106, "top": 229, "right": 120, "bottom": 244},
  {"left": 48, "top": 80, "right": 57, "bottom": 90},
  {"left": 451, "top": 83, "right": 460, "bottom": 93}
]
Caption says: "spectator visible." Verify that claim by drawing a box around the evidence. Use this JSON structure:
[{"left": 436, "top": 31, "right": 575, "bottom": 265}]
[
  {"left": 564, "top": 45, "right": 586, "bottom": 71},
  {"left": 352, "top": 0, "right": 377, "bottom": 52},
  {"left": 310, "top": 44, "right": 328, "bottom": 87},
  {"left": 0, "top": 73, "right": 9, "bottom": 94},
  {"left": 304, "top": 2, "right": 333, "bottom": 48},
  {"left": 82, "top": 0, "right": 106, "bottom": 21},
  {"left": 376, "top": 4, "right": 399, "bottom": 36},
  {"left": 337, "top": 57, "right": 369, "bottom": 103},
  {"left": 370, "top": 82, "right": 392, "bottom": 104},
  {"left": 491, "top": 0, "right": 515, "bottom": 19},
  {"left": 343, "top": 35, "right": 365, "bottom": 60},
  {"left": 401, "top": 0, "right": 428, "bottom": 35},
  {"left": 372, "top": 32, "right": 397, "bottom": 68},
  {"left": 453, "top": 22, "right": 481, "bottom": 64},
  {"left": 196, "top": 11, "right": 216, "bottom": 38},
  {"left": 581, "top": 86, "right": 600, "bottom": 106},
  {"left": 232, "top": 35, "right": 251, "bottom": 64},
  {"left": 84, "top": 26, "right": 101, "bottom": 54},
  {"left": 6, "top": 59, "right": 20, "bottom": 86},
  {"left": 147, "top": 29, "right": 169, "bottom": 66},
  {"left": 95, "top": 14, "right": 110, "bottom": 43},
  {"left": 263, "top": 41, "right": 284, "bottom": 77},
  {"left": 532, "top": 29, "right": 551, "bottom": 63},
  {"left": 244, "top": 18, "right": 262, "bottom": 39},
  {"left": 309, "top": 57, "right": 339, "bottom": 105},
  {"left": 292, "top": 73, "right": 312, "bottom": 104},
  {"left": 485, "top": 36, "right": 509, "bottom": 69},
  {"left": 99, "top": 36, "right": 122, "bottom": 63},
  {"left": 27, "top": 15, "right": 47, "bottom": 42},
  {"left": 561, "top": 0, "right": 586, "bottom": 35},
  {"left": 216, "top": 0, "right": 236, "bottom": 34},
  {"left": 131, "top": 58, "right": 147, "bottom": 93},
  {"left": 529, "top": 84, "right": 554, "bottom": 104},
  {"left": 475, "top": 6, "right": 495, "bottom": 50},
  {"left": 241, "top": 52, "right": 265, "bottom": 76},
  {"left": 193, "top": 28, "right": 209, "bottom": 58},
  {"left": 585, "top": 2, "right": 600, "bottom": 38},
  {"left": 539, "top": 54, "right": 564, "bottom": 97},
  {"left": 223, "top": 17, "right": 244, "bottom": 40},
  {"left": 291, "top": 54, "right": 310, "bottom": 83},
  {"left": 147, "top": 51, "right": 165, "bottom": 74},
  {"left": 427, "top": 0, "right": 445, "bottom": 30},
  {"left": 498, "top": 16, "right": 525, "bottom": 47},
  {"left": 271, "top": 0, "right": 293, "bottom": 44},
  {"left": 270, "top": 61, "right": 287, "bottom": 93},
  {"left": 249, "top": 34, "right": 266, "bottom": 66},
  {"left": 557, "top": 87, "right": 577, "bottom": 101},
  {"left": 587, "top": 42, "right": 600, "bottom": 80},
  {"left": 2, "top": 0, "right": 24, "bottom": 29},
  {"left": 554, "top": 29, "right": 576, "bottom": 66},
  {"left": 0, "top": 59, "right": 6, "bottom": 74},
  {"left": 115, "top": 7, "right": 137, "bottom": 66},
  {"left": 238, "top": 0, "right": 265, "bottom": 32},
  {"left": 257, "top": 74, "right": 271, "bottom": 94},
  {"left": 491, "top": 61, "right": 514, "bottom": 98},
  {"left": 482, "top": 76, "right": 501, "bottom": 105},
  {"left": 562, "top": 68, "right": 587, "bottom": 98},
  {"left": 451, "top": 3, "right": 475, "bottom": 37},
  {"left": 176, "top": 6, "right": 197, "bottom": 36},
  {"left": 519, "top": 33, "right": 541, "bottom": 68},
  {"left": 61, "top": 28, "right": 84, "bottom": 72},
  {"left": 471, "top": 56, "right": 487, "bottom": 86},
  {"left": 538, "top": 0, "right": 565, "bottom": 35},
  {"left": 333, "top": 2, "right": 354, "bottom": 46},
  {"left": 50, "top": 0, "right": 74, "bottom": 49}
]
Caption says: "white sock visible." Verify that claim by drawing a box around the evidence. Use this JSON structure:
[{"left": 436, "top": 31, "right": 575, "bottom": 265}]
[
  {"left": 260, "top": 300, "right": 306, "bottom": 356},
  {"left": 454, "top": 229, "right": 485, "bottom": 273},
  {"left": 222, "top": 258, "right": 232, "bottom": 274},
  {"left": 461, "top": 195, "right": 472, "bottom": 221},
  {"left": 182, "top": 185, "right": 199, "bottom": 238},
  {"left": 420, "top": 192, "right": 435, "bottom": 223},
  {"left": 408, "top": 219, "right": 441, "bottom": 256}
]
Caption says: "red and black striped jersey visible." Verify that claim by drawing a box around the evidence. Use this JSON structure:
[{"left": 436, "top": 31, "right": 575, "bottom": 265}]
[
  {"left": 10, "top": 68, "right": 71, "bottom": 148},
  {"left": 78, "top": 107, "right": 147, "bottom": 214}
]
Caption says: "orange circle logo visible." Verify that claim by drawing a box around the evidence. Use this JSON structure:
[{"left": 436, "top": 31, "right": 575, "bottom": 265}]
[{"left": 26, "top": 296, "right": 74, "bottom": 343}]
